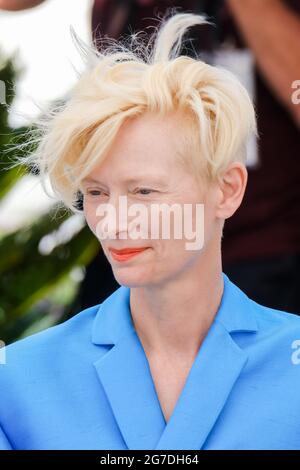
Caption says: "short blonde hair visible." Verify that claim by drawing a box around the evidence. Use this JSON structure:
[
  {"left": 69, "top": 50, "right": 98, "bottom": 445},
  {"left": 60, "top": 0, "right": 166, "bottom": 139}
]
[{"left": 11, "top": 11, "right": 258, "bottom": 212}]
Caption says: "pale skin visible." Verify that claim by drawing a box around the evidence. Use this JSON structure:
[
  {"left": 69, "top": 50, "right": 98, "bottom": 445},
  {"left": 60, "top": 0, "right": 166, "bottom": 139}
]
[
  {"left": 1, "top": 0, "right": 299, "bottom": 124},
  {"left": 81, "top": 110, "right": 247, "bottom": 423}
]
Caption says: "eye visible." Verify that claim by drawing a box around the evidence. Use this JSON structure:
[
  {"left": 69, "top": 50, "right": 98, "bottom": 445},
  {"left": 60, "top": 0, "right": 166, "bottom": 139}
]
[
  {"left": 135, "top": 188, "right": 156, "bottom": 195},
  {"left": 86, "top": 189, "right": 107, "bottom": 197}
]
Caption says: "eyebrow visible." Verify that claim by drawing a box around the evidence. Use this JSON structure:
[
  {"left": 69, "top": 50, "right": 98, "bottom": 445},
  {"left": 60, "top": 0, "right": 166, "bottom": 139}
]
[
  {"left": 81, "top": 177, "right": 103, "bottom": 185},
  {"left": 81, "top": 176, "right": 168, "bottom": 186}
]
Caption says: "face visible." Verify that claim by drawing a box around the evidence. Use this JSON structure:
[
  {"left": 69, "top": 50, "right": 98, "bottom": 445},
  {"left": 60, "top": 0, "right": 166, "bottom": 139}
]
[{"left": 81, "top": 111, "right": 222, "bottom": 288}]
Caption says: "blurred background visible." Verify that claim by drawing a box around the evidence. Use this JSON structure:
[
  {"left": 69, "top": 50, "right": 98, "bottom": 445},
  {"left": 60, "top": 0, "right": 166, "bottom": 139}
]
[{"left": 0, "top": 0, "right": 299, "bottom": 344}]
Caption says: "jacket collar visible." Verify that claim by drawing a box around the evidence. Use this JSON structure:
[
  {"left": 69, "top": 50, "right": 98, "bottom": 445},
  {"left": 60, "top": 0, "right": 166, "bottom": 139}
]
[
  {"left": 91, "top": 272, "right": 258, "bottom": 450},
  {"left": 92, "top": 272, "right": 258, "bottom": 346}
]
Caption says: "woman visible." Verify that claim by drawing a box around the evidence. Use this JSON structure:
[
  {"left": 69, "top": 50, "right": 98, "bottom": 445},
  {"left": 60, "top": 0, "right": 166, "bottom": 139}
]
[{"left": 1, "top": 12, "right": 300, "bottom": 450}]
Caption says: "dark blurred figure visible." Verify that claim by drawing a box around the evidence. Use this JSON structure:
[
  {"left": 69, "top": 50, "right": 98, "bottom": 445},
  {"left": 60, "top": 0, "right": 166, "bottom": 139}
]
[{"left": 2, "top": 0, "right": 300, "bottom": 314}]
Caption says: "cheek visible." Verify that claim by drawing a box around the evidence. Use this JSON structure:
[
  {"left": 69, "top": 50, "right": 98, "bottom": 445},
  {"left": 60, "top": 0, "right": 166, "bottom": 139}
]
[
  {"left": 158, "top": 239, "right": 190, "bottom": 265},
  {"left": 83, "top": 202, "right": 98, "bottom": 235},
  {"left": 202, "top": 201, "right": 216, "bottom": 240}
]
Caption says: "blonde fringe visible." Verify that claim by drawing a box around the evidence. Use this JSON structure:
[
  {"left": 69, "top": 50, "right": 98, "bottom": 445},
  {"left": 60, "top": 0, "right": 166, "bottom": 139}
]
[{"left": 4, "top": 10, "right": 258, "bottom": 212}]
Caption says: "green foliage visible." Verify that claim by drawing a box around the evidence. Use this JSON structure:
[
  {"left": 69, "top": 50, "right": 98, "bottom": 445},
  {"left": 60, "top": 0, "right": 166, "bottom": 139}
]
[{"left": 0, "top": 51, "right": 100, "bottom": 344}]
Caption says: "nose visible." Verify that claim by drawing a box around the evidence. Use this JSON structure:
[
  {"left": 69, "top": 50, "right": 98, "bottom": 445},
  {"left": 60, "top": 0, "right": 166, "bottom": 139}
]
[{"left": 95, "top": 193, "right": 129, "bottom": 241}]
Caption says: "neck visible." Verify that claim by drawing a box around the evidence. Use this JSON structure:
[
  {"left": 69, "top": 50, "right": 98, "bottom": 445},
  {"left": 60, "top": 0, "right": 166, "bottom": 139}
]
[{"left": 129, "top": 247, "right": 224, "bottom": 361}]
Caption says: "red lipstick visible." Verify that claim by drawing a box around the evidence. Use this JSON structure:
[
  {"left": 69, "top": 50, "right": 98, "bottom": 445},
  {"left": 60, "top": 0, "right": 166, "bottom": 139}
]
[{"left": 108, "top": 247, "right": 149, "bottom": 262}]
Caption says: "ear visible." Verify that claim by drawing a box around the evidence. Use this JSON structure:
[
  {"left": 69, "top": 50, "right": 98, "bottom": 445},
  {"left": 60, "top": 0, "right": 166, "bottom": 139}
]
[{"left": 215, "top": 162, "right": 248, "bottom": 220}]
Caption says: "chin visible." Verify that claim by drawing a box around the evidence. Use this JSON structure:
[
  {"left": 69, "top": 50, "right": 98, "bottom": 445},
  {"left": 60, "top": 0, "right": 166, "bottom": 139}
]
[{"left": 112, "top": 267, "right": 154, "bottom": 288}]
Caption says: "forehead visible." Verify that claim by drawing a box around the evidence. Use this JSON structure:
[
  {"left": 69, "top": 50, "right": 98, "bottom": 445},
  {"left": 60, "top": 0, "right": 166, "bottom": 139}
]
[{"left": 92, "top": 111, "right": 190, "bottom": 175}]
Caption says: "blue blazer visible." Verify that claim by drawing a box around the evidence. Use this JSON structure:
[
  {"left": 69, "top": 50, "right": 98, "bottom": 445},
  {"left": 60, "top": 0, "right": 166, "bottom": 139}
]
[{"left": 1, "top": 272, "right": 300, "bottom": 450}]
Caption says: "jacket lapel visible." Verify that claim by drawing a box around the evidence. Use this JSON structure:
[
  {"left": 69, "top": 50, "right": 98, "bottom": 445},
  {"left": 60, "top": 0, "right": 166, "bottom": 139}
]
[
  {"left": 154, "top": 321, "right": 248, "bottom": 449},
  {"left": 154, "top": 273, "right": 259, "bottom": 450},
  {"left": 92, "top": 273, "right": 258, "bottom": 450},
  {"left": 92, "top": 285, "right": 166, "bottom": 450}
]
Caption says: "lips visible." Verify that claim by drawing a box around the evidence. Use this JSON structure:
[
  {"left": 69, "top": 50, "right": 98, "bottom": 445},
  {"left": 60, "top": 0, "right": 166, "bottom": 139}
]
[{"left": 108, "top": 247, "right": 149, "bottom": 262}]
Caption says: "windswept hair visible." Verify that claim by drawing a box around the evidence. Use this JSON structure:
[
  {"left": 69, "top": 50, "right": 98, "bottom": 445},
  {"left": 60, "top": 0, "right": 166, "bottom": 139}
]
[{"left": 8, "top": 11, "right": 258, "bottom": 212}]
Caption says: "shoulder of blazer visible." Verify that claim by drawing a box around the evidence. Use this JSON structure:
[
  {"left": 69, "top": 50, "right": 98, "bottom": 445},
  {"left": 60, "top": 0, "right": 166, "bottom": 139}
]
[
  {"left": 249, "top": 297, "right": 300, "bottom": 335},
  {"left": 0, "top": 302, "right": 102, "bottom": 383}
]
